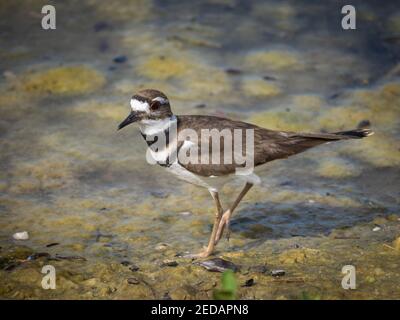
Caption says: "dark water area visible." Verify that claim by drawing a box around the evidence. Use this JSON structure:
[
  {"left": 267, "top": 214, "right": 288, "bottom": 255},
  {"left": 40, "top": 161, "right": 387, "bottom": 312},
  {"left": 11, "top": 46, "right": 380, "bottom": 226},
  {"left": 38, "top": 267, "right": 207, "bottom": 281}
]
[{"left": 0, "top": 0, "right": 399, "bottom": 299}]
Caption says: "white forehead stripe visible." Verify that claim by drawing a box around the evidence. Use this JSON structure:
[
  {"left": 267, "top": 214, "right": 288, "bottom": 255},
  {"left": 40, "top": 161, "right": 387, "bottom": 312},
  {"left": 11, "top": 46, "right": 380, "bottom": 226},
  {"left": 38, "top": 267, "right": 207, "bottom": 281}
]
[
  {"left": 152, "top": 96, "right": 168, "bottom": 104},
  {"left": 130, "top": 99, "right": 150, "bottom": 113}
]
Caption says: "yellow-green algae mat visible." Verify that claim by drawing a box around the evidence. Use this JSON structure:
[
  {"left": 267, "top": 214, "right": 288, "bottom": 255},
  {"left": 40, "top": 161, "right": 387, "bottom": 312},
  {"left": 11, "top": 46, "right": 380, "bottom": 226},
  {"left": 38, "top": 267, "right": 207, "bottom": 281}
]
[{"left": 0, "top": 216, "right": 399, "bottom": 299}]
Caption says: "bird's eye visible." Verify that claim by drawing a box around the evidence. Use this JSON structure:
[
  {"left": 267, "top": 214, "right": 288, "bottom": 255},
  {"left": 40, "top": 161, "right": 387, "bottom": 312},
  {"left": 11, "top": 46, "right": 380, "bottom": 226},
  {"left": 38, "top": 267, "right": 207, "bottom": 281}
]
[{"left": 150, "top": 101, "right": 160, "bottom": 110}]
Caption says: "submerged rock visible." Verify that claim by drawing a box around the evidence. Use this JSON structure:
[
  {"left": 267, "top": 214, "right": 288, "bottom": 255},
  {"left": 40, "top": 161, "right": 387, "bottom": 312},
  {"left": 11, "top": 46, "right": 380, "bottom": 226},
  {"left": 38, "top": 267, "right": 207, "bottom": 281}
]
[{"left": 195, "top": 258, "right": 239, "bottom": 273}]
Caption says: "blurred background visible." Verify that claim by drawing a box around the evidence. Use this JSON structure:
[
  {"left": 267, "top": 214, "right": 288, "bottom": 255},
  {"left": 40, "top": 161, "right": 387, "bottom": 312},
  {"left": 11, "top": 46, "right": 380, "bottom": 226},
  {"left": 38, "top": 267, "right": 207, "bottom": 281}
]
[{"left": 0, "top": 0, "right": 399, "bottom": 299}]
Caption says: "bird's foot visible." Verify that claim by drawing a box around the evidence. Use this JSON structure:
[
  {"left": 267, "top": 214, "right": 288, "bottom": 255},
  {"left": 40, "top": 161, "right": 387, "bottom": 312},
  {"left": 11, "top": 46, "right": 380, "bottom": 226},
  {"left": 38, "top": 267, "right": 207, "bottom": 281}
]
[{"left": 181, "top": 247, "right": 212, "bottom": 259}]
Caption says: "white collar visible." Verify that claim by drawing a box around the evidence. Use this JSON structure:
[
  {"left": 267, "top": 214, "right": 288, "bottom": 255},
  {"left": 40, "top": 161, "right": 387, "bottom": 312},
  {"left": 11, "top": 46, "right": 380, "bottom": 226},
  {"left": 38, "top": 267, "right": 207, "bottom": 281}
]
[{"left": 139, "top": 115, "right": 177, "bottom": 136}]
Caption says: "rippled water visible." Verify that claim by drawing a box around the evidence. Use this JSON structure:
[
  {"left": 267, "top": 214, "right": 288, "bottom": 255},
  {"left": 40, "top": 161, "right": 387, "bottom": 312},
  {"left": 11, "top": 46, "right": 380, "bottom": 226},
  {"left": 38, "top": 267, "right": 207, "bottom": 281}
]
[{"left": 0, "top": 0, "right": 399, "bottom": 299}]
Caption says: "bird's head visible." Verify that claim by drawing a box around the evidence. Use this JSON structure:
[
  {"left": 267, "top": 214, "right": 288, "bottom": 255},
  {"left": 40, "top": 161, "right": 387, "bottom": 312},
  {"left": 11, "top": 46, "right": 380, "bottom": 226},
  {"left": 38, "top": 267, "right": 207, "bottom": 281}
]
[{"left": 118, "top": 89, "right": 173, "bottom": 130}]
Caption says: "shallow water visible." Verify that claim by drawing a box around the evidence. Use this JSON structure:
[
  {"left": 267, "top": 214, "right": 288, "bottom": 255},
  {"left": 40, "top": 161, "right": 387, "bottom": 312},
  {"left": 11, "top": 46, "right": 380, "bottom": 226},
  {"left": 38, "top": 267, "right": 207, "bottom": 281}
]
[{"left": 0, "top": 0, "right": 399, "bottom": 299}]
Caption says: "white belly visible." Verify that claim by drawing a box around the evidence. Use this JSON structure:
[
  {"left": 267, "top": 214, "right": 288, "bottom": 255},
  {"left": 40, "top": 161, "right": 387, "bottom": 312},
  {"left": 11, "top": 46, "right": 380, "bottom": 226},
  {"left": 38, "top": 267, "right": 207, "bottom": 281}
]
[{"left": 165, "top": 163, "right": 260, "bottom": 193}]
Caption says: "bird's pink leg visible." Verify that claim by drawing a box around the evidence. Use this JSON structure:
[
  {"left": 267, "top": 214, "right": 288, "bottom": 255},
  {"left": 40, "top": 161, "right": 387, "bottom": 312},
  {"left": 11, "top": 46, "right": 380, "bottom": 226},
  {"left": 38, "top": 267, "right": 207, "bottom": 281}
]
[
  {"left": 215, "top": 183, "right": 253, "bottom": 245},
  {"left": 183, "top": 190, "right": 223, "bottom": 259}
]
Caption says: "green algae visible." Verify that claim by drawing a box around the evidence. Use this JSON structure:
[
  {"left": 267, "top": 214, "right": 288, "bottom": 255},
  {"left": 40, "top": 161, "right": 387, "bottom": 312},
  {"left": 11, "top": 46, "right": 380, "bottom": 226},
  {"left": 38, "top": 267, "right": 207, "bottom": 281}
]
[
  {"left": 241, "top": 77, "right": 281, "bottom": 98},
  {"left": 135, "top": 52, "right": 233, "bottom": 101},
  {"left": 20, "top": 66, "right": 106, "bottom": 96},
  {"left": 244, "top": 50, "right": 303, "bottom": 72},
  {"left": 1, "top": 216, "right": 399, "bottom": 299},
  {"left": 316, "top": 158, "right": 361, "bottom": 179},
  {"left": 136, "top": 55, "right": 190, "bottom": 81},
  {"left": 86, "top": 0, "right": 154, "bottom": 22}
]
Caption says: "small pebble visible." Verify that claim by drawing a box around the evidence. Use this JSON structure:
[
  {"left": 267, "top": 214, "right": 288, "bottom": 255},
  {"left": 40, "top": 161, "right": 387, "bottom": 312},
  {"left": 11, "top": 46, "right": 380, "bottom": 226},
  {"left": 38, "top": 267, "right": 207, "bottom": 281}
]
[
  {"left": 13, "top": 231, "right": 29, "bottom": 240},
  {"left": 271, "top": 269, "right": 286, "bottom": 277},
  {"left": 45, "top": 242, "right": 59, "bottom": 247},
  {"left": 329, "top": 93, "right": 340, "bottom": 100},
  {"left": 162, "top": 292, "right": 172, "bottom": 300},
  {"left": 372, "top": 226, "right": 381, "bottom": 232},
  {"left": 150, "top": 191, "right": 168, "bottom": 199},
  {"left": 3, "top": 70, "right": 16, "bottom": 80},
  {"left": 129, "top": 264, "right": 140, "bottom": 272},
  {"left": 263, "top": 75, "right": 277, "bottom": 81},
  {"left": 113, "top": 55, "right": 127, "bottom": 63},
  {"left": 242, "top": 278, "right": 254, "bottom": 287},
  {"left": 155, "top": 243, "right": 169, "bottom": 251},
  {"left": 225, "top": 68, "right": 242, "bottom": 75},
  {"left": 127, "top": 277, "right": 140, "bottom": 285},
  {"left": 94, "top": 21, "right": 110, "bottom": 32},
  {"left": 179, "top": 211, "right": 192, "bottom": 216},
  {"left": 357, "top": 119, "right": 371, "bottom": 129},
  {"left": 161, "top": 259, "right": 178, "bottom": 267}
]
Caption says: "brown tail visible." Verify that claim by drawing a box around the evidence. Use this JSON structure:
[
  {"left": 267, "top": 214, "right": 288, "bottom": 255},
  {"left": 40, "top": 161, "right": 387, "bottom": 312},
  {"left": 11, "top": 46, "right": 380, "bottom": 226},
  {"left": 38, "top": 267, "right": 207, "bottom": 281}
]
[
  {"left": 275, "top": 128, "right": 374, "bottom": 159},
  {"left": 289, "top": 128, "right": 374, "bottom": 141}
]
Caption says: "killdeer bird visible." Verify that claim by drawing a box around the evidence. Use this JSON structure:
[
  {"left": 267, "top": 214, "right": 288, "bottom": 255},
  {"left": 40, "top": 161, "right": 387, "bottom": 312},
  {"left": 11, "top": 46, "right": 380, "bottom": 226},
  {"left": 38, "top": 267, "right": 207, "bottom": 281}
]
[{"left": 118, "top": 89, "right": 373, "bottom": 258}]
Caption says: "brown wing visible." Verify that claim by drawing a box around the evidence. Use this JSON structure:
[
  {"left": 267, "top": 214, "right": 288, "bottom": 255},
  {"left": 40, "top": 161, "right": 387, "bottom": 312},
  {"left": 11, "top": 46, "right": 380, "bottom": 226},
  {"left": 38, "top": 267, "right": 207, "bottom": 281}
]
[
  {"left": 175, "top": 116, "right": 305, "bottom": 177},
  {"left": 175, "top": 115, "right": 367, "bottom": 177}
]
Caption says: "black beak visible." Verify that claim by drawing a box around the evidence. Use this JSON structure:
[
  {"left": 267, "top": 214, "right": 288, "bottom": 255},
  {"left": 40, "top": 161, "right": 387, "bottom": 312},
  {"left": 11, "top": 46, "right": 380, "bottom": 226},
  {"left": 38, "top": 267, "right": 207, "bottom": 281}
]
[{"left": 118, "top": 111, "right": 139, "bottom": 130}]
